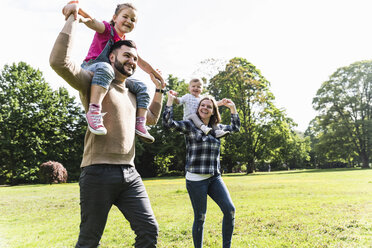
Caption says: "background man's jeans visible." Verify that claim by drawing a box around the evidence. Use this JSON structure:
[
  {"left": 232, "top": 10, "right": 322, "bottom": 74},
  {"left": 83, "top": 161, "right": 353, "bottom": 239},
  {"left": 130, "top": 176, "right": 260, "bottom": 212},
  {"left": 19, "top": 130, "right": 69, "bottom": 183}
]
[
  {"left": 186, "top": 175, "right": 235, "bottom": 248},
  {"left": 76, "top": 164, "right": 158, "bottom": 248}
]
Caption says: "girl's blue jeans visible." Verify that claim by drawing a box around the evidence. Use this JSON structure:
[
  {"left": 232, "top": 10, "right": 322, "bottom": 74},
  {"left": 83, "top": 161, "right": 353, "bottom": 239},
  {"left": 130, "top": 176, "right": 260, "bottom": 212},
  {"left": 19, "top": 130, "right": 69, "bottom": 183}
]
[
  {"left": 186, "top": 175, "right": 235, "bottom": 248},
  {"left": 81, "top": 61, "right": 150, "bottom": 109}
]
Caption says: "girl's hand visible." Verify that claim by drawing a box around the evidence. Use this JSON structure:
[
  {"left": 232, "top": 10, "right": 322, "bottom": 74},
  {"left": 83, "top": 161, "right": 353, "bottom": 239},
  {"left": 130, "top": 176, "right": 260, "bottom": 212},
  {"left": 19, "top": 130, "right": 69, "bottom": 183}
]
[
  {"left": 150, "top": 73, "right": 162, "bottom": 89},
  {"left": 77, "top": 9, "right": 93, "bottom": 23},
  {"left": 152, "top": 69, "right": 166, "bottom": 88},
  {"left": 78, "top": 16, "right": 92, "bottom": 23}
]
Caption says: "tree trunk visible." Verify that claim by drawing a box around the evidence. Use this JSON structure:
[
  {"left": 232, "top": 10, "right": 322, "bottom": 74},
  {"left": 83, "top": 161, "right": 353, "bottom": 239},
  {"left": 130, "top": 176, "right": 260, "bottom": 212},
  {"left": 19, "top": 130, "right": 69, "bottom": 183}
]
[
  {"left": 360, "top": 152, "right": 370, "bottom": 169},
  {"left": 246, "top": 161, "right": 256, "bottom": 174}
]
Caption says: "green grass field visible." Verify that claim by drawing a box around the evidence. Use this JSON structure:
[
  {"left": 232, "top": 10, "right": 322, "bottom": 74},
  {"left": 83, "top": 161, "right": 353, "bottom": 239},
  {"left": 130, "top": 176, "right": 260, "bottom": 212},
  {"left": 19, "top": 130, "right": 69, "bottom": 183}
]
[{"left": 0, "top": 169, "right": 371, "bottom": 248}]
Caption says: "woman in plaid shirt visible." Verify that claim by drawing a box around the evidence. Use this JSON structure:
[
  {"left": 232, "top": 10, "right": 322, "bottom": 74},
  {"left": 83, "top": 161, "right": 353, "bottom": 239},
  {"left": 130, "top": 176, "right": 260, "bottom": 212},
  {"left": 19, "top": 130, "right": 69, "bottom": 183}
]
[{"left": 163, "top": 93, "right": 240, "bottom": 248}]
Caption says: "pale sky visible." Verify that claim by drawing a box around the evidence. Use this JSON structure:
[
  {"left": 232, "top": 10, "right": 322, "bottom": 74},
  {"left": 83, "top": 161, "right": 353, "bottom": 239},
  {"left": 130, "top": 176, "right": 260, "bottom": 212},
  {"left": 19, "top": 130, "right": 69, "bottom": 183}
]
[{"left": 1, "top": 0, "right": 372, "bottom": 131}]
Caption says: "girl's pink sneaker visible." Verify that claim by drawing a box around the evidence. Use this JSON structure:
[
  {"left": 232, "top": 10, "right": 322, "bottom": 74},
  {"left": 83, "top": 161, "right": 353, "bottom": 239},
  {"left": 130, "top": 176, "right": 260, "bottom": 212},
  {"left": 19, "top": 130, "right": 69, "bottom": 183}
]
[{"left": 135, "top": 117, "right": 154, "bottom": 143}]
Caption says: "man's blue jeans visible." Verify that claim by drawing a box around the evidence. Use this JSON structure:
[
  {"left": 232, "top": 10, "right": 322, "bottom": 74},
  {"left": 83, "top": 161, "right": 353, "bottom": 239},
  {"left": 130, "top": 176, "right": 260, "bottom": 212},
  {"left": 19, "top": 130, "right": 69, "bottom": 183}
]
[
  {"left": 75, "top": 164, "right": 158, "bottom": 248},
  {"left": 186, "top": 175, "right": 235, "bottom": 248}
]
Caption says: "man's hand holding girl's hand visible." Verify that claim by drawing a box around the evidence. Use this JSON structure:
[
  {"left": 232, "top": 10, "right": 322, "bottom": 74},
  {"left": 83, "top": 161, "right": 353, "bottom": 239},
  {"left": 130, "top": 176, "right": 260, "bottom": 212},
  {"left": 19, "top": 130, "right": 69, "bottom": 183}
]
[
  {"left": 62, "top": 1, "right": 92, "bottom": 23},
  {"left": 62, "top": 1, "right": 79, "bottom": 20}
]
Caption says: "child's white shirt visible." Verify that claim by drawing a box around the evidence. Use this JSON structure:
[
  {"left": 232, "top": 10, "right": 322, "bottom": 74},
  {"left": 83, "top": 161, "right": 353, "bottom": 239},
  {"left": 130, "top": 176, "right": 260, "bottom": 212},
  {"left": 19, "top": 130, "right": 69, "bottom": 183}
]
[{"left": 178, "top": 93, "right": 202, "bottom": 120}]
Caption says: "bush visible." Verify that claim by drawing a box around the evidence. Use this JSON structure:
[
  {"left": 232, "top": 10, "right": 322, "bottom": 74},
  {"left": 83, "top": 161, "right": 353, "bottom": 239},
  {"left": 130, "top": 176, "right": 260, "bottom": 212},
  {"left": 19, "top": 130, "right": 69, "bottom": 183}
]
[
  {"left": 158, "top": 170, "right": 184, "bottom": 177},
  {"left": 318, "top": 161, "right": 348, "bottom": 169},
  {"left": 39, "top": 161, "right": 68, "bottom": 184}
]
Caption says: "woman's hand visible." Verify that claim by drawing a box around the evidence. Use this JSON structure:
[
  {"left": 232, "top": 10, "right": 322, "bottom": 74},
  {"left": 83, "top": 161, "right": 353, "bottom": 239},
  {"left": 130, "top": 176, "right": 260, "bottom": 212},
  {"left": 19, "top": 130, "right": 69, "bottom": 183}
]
[
  {"left": 166, "top": 91, "right": 176, "bottom": 106},
  {"left": 168, "top": 90, "right": 178, "bottom": 97},
  {"left": 222, "top": 98, "right": 237, "bottom": 114}
]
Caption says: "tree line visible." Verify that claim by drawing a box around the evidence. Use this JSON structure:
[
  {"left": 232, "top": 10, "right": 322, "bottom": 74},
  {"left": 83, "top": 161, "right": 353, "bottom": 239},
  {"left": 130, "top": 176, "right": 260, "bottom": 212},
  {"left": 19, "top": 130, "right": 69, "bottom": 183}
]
[{"left": 0, "top": 59, "right": 370, "bottom": 184}]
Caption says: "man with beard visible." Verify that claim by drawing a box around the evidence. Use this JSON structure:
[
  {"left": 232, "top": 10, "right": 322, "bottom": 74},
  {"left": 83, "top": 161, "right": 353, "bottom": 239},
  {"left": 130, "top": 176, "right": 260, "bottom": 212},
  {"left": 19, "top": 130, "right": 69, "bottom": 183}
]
[{"left": 50, "top": 9, "right": 163, "bottom": 248}]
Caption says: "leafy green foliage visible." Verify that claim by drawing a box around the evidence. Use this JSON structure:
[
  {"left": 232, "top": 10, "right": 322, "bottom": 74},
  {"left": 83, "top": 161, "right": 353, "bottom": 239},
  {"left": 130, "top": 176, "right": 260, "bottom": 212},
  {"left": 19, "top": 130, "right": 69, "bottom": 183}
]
[
  {"left": 0, "top": 58, "right": 316, "bottom": 184},
  {"left": 135, "top": 75, "right": 188, "bottom": 177},
  {"left": 310, "top": 60, "right": 372, "bottom": 168},
  {"left": 0, "top": 62, "right": 86, "bottom": 184},
  {"left": 136, "top": 58, "right": 311, "bottom": 175},
  {"left": 208, "top": 58, "right": 310, "bottom": 173}
]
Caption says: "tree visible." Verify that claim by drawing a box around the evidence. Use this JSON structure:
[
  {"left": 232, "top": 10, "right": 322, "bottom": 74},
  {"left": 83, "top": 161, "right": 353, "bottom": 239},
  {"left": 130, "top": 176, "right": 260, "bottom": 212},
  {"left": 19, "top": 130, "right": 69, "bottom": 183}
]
[
  {"left": 208, "top": 57, "right": 308, "bottom": 173},
  {"left": 261, "top": 114, "right": 311, "bottom": 170},
  {"left": 0, "top": 62, "right": 85, "bottom": 184},
  {"left": 312, "top": 60, "right": 372, "bottom": 168},
  {"left": 135, "top": 75, "right": 188, "bottom": 177},
  {"left": 306, "top": 118, "right": 358, "bottom": 168},
  {"left": 192, "top": 58, "right": 228, "bottom": 84}
]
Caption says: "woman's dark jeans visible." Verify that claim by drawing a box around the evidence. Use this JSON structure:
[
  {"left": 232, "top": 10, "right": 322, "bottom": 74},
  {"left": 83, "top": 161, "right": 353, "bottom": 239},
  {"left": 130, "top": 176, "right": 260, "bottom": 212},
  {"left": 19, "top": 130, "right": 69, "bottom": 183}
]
[{"left": 186, "top": 175, "right": 235, "bottom": 248}]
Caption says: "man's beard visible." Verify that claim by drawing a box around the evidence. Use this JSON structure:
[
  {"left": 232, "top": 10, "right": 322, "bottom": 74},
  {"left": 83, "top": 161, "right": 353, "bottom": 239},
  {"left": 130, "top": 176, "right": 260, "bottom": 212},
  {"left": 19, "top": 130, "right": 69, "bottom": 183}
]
[{"left": 114, "top": 57, "right": 135, "bottom": 77}]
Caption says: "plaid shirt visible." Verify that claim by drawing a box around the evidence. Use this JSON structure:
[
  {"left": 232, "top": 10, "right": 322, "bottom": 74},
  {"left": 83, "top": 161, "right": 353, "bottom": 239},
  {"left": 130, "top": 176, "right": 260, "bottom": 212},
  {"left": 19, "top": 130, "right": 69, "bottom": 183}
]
[{"left": 162, "top": 106, "right": 240, "bottom": 175}]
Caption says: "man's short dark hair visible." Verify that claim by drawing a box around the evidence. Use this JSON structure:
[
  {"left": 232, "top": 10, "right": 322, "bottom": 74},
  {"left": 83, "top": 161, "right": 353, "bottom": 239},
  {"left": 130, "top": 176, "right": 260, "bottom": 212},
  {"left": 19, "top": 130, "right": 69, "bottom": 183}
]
[{"left": 109, "top": 40, "right": 137, "bottom": 54}]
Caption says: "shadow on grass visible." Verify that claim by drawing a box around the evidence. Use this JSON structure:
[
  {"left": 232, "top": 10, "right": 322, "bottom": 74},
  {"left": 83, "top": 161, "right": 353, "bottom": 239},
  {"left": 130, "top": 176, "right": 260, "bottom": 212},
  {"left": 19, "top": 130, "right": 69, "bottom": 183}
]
[
  {"left": 223, "top": 168, "right": 366, "bottom": 177},
  {"left": 3, "top": 168, "right": 368, "bottom": 186},
  {"left": 0, "top": 183, "right": 75, "bottom": 188},
  {"left": 142, "top": 168, "right": 365, "bottom": 181},
  {"left": 142, "top": 176, "right": 184, "bottom": 181}
]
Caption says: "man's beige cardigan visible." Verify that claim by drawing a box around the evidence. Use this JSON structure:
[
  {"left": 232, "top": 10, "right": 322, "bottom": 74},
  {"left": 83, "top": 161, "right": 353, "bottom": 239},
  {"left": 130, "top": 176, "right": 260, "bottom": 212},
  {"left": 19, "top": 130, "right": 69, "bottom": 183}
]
[{"left": 49, "top": 16, "right": 162, "bottom": 167}]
